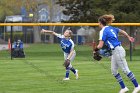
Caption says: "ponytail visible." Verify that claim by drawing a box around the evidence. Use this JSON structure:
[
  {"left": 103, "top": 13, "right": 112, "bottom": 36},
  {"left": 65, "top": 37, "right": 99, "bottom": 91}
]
[{"left": 98, "top": 14, "right": 115, "bottom": 26}]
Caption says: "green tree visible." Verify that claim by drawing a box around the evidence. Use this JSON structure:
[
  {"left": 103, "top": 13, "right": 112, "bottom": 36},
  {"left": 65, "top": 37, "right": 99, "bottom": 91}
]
[
  {"left": 111, "top": 0, "right": 140, "bottom": 22},
  {"left": 0, "top": 0, "right": 51, "bottom": 43},
  {"left": 0, "top": 0, "right": 52, "bottom": 22},
  {"left": 57, "top": 0, "right": 140, "bottom": 22},
  {"left": 0, "top": 0, "right": 20, "bottom": 22}
]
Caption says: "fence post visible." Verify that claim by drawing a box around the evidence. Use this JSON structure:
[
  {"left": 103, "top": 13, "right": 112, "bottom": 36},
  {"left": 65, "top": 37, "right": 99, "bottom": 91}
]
[
  {"left": 10, "top": 26, "right": 13, "bottom": 60},
  {"left": 129, "top": 26, "right": 134, "bottom": 61}
]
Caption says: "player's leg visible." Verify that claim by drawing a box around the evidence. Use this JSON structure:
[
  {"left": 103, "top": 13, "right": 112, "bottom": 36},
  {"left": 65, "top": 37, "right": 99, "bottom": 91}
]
[
  {"left": 63, "top": 52, "right": 78, "bottom": 80},
  {"left": 64, "top": 52, "right": 76, "bottom": 74},
  {"left": 63, "top": 67, "right": 70, "bottom": 80},
  {"left": 116, "top": 46, "right": 140, "bottom": 92},
  {"left": 69, "top": 51, "right": 76, "bottom": 73},
  {"left": 118, "top": 58, "right": 139, "bottom": 87},
  {"left": 68, "top": 51, "right": 79, "bottom": 79},
  {"left": 111, "top": 49, "right": 129, "bottom": 93},
  {"left": 63, "top": 53, "right": 70, "bottom": 80},
  {"left": 111, "top": 55, "right": 127, "bottom": 90}
]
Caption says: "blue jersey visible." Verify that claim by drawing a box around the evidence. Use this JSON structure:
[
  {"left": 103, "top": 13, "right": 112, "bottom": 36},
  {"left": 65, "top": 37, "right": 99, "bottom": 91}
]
[
  {"left": 13, "top": 41, "right": 23, "bottom": 49},
  {"left": 99, "top": 26, "right": 121, "bottom": 49},
  {"left": 56, "top": 34, "right": 74, "bottom": 53}
]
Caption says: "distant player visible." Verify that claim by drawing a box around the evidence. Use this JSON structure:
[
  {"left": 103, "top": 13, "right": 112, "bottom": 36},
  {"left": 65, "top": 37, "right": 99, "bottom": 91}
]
[
  {"left": 41, "top": 29, "right": 78, "bottom": 80},
  {"left": 94, "top": 14, "right": 140, "bottom": 93}
]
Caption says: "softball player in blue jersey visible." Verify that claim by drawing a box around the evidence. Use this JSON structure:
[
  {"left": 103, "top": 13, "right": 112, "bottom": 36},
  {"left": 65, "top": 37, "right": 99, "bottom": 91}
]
[
  {"left": 41, "top": 29, "right": 78, "bottom": 80},
  {"left": 94, "top": 14, "right": 140, "bottom": 93}
]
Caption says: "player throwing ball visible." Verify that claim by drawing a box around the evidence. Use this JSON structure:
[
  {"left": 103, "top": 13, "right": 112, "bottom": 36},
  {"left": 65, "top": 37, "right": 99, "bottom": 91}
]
[
  {"left": 41, "top": 29, "right": 78, "bottom": 80},
  {"left": 94, "top": 14, "right": 140, "bottom": 93}
]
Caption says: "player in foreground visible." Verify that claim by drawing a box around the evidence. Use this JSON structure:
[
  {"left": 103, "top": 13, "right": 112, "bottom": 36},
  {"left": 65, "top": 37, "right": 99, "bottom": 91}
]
[
  {"left": 94, "top": 14, "right": 140, "bottom": 93},
  {"left": 41, "top": 29, "right": 78, "bottom": 80}
]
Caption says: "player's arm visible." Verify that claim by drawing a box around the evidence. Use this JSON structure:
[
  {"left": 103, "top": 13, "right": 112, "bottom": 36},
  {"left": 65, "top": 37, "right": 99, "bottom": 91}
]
[
  {"left": 64, "top": 49, "right": 75, "bottom": 68},
  {"left": 67, "top": 41, "right": 75, "bottom": 60},
  {"left": 67, "top": 49, "right": 75, "bottom": 60},
  {"left": 41, "top": 29, "right": 58, "bottom": 36},
  {"left": 93, "top": 40, "right": 104, "bottom": 52},
  {"left": 119, "top": 30, "right": 134, "bottom": 42},
  {"left": 97, "top": 40, "right": 104, "bottom": 49}
]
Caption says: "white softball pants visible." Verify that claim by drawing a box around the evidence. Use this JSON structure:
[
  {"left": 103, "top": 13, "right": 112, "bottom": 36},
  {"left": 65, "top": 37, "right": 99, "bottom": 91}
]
[{"left": 111, "top": 46, "right": 131, "bottom": 76}]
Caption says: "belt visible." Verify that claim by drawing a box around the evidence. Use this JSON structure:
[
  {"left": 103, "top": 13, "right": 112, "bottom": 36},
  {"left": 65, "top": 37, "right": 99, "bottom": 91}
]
[{"left": 112, "top": 44, "right": 121, "bottom": 50}]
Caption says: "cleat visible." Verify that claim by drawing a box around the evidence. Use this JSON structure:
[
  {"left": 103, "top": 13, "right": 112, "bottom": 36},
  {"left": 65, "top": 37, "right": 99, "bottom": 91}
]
[
  {"left": 119, "top": 87, "right": 129, "bottom": 93},
  {"left": 75, "top": 69, "right": 79, "bottom": 79},
  {"left": 132, "top": 85, "right": 140, "bottom": 93},
  {"left": 63, "top": 78, "right": 70, "bottom": 81}
]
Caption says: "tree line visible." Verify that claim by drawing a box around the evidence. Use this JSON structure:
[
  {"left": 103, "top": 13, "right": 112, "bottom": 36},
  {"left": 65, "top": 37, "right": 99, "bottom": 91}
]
[{"left": 57, "top": 0, "right": 140, "bottom": 22}]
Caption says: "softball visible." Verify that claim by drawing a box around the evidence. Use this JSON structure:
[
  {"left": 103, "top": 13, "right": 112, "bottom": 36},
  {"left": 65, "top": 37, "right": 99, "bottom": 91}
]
[{"left": 29, "top": 13, "right": 33, "bottom": 17}]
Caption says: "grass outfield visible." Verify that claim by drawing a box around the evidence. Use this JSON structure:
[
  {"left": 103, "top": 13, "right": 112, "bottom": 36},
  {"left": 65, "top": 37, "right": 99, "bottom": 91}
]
[{"left": 0, "top": 44, "right": 140, "bottom": 93}]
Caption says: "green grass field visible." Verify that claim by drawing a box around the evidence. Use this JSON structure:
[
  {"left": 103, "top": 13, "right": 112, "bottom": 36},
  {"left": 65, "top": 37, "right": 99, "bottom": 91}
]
[{"left": 0, "top": 44, "right": 140, "bottom": 93}]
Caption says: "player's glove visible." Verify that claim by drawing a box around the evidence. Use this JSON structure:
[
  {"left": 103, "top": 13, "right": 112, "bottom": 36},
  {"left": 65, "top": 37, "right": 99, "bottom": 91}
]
[
  {"left": 93, "top": 51, "right": 102, "bottom": 61},
  {"left": 63, "top": 59, "right": 70, "bottom": 68}
]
